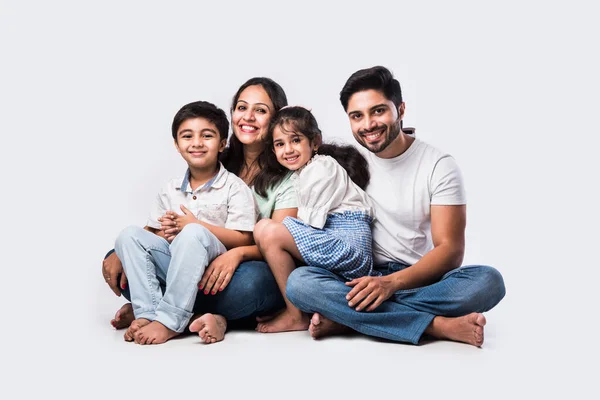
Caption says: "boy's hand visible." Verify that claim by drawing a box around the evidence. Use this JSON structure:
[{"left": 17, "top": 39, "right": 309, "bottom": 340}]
[
  {"left": 159, "top": 212, "right": 179, "bottom": 242},
  {"left": 175, "top": 205, "right": 200, "bottom": 229},
  {"left": 198, "top": 249, "right": 243, "bottom": 295}
]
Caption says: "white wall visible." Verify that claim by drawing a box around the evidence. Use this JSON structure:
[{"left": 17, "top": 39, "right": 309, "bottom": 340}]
[{"left": 1, "top": 0, "right": 596, "bottom": 397}]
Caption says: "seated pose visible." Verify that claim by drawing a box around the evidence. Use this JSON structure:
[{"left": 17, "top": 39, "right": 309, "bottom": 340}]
[
  {"left": 113, "top": 100, "right": 256, "bottom": 345},
  {"left": 253, "top": 106, "right": 375, "bottom": 333},
  {"left": 285, "top": 66, "right": 506, "bottom": 347}
]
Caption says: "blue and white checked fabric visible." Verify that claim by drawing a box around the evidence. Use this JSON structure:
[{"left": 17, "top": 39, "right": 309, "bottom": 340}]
[{"left": 283, "top": 211, "right": 380, "bottom": 281}]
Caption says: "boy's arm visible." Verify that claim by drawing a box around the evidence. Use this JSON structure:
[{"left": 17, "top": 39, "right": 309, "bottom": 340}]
[{"left": 174, "top": 205, "right": 253, "bottom": 249}]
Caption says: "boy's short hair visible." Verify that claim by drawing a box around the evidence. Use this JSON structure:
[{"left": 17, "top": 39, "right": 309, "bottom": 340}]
[
  {"left": 172, "top": 101, "right": 229, "bottom": 141},
  {"left": 339, "top": 66, "right": 403, "bottom": 111}
]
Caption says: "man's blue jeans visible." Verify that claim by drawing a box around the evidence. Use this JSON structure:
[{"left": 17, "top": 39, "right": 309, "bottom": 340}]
[{"left": 286, "top": 263, "right": 506, "bottom": 344}]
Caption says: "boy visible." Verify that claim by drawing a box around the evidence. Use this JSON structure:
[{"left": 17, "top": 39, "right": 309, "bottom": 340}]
[{"left": 114, "top": 101, "right": 256, "bottom": 345}]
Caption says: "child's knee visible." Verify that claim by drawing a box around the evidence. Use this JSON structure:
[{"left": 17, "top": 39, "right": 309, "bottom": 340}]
[
  {"left": 116, "top": 225, "right": 145, "bottom": 247},
  {"left": 254, "top": 218, "right": 274, "bottom": 247},
  {"left": 177, "top": 223, "right": 212, "bottom": 244}
]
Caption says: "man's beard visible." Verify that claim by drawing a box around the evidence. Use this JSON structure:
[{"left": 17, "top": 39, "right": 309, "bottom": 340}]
[{"left": 357, "top": 118, "right": 402, "bottom": 154}]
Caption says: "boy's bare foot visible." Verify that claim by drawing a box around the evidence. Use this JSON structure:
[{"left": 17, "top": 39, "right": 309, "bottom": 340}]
[
  {"left": 425, "top": 313, "right": 486, "bottom": 347},
  {"left": 134, "top": 321, "right": 179, "bottom": 345},
  {"left": 189, "top": 313, "right": 227, "bottom": 344},
  {"left": 124, "top": 318, "right": 150, "bottom": 342},
  {"left": 309, "top": 313, "right": 351, "bottom": 339},
  {"left": 111, "top": 303, "right": 134, "bottom": 330},
  {"left": 256, "top": 309, "right": 310, "bottom": 333}
]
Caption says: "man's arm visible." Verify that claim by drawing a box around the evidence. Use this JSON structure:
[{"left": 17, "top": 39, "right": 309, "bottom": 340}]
[
  {"left": 345, "top": 205, "right": 466, "bottom": 312},
  {"left": 388, "top": 204, "right": 466, "bottom": 290}
]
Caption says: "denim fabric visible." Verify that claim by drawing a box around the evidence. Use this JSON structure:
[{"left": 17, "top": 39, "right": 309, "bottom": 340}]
[
  {"left": 114, "top": 224, "right": 226, "bottom": 332},
  {"left": 107, "top": 256, "right": 284, "bottom": 328},
  {"left": 192, "top": 260, "right": 285, "bottom": 322},
  {"left": 286, "top": 263, "right": 506, "bottom": 344}
]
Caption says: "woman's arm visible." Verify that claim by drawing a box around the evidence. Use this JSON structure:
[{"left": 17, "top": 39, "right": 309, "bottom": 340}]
[{"left": 198, "top": 207, "right": 298, "bottom": 294}]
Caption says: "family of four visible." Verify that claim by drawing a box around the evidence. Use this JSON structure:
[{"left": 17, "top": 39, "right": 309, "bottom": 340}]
[{"left": 101, "top": 66, "right": 506, "bottom": 346}]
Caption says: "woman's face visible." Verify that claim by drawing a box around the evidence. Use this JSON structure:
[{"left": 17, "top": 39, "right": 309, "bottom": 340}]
[{"left": 231, "top": 85, "right": 275, "bottom": 146}]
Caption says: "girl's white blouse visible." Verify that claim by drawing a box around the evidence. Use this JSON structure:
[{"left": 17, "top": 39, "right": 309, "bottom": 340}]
[{"left": 291, "top": 154, "right": 374, "bottom": 229}]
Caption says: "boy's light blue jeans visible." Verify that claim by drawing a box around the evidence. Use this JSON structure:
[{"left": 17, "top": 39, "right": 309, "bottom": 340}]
[
  {"left": 114, "top": 224, "right": 226, "bottom": 333},
  {"left": 286, "top": 263, "right": 506, "bottom": 344}
]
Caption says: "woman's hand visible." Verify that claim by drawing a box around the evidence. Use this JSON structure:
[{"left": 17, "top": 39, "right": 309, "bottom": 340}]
[
  {"left": 199, "top": 248, "right": 243, "bottom": 295},
  {"left": 102, "top": 251, "right": 128, "bottom": 296}
]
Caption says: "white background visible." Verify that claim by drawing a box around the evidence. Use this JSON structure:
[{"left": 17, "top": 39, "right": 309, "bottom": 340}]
[{"left": 1, "top": 0, "right": 597, "bottom": 398}]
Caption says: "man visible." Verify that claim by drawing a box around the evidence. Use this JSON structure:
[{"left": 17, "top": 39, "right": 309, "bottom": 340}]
[{"left": 286, "top": 66, "right": 506, "bottom": 346}]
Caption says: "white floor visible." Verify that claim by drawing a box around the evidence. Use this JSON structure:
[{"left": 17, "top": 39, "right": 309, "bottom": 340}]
[{"left": 3, "top": 2, "right": 595, "bottom": 398}]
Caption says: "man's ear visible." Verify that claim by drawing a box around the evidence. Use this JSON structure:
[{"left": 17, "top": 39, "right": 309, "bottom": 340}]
[
  {"left": 398, "top": 102, "right": 406, "bottom": 120},
  {"left": 218, "top": 139, "right": 227, "bottom": 152}
]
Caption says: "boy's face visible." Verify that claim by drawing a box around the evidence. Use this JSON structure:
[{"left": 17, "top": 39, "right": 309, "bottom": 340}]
[
  {"left": 346, "top": 89, "right": 405, "bottom": 157},
  {"left": 174, "top": 117, "right": 226, "bottom": 171}
]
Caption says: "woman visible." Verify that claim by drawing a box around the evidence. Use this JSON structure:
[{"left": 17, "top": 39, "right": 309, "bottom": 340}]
[{"left": 104, "top": 77, "right": 297, "bottom": 344}]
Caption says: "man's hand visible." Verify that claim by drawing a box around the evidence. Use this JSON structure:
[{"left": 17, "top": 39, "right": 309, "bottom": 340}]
[
  {"left": 198, "top": 249, "right": 242, "bottom": 295},
  {"left": 345, "top": 275, "right": 397, "bottom": 312},
  {"left": 102, "top": 251, "right": 128, "bottom": 296}
]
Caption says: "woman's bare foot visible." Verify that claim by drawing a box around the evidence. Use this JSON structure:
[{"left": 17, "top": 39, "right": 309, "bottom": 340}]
[
  {"left": 255, "top": 309, "right": 283, "bottom": 323},
  {"left": 189, "top": 313, "right": 227, "bottom": 344},
  {"left": 309, "top": 313, "right": 351, "bottom": 339},
  {"left": 425, "top": 313, "right": 486, "bottom": 347},
  {"left": 111, "top": 303, "right": 134, "bottom": 330},
  {"left": 256, "top": 309, "right": 310, "bottom": 333},
  {"left": 124, "top": 318, "right": 150, "bottom": 342},
  {"left": 134, "top": 321, "right": 179, "bottom": 345}
]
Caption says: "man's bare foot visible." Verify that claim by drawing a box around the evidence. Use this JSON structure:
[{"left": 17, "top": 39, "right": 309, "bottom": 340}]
[
  {"left": 309, "top": 313, "right": 352, "bottom": 339},
  {"left": 189, "top": 313, "right": 227, "bottom": 344},
  {"left": 256, "top": 309, "right": 310, "bottom": 333},
  {"left": 425, "top": 313, "right": 486, "bottom": 347},
  {"left": 134, "top": 321, "right": 179, "bottom": 345},
  {"left": 111, "top": 303, "right": 134, "bottom": 330},
  {"left": 124, "top": 318, "right": 150, "bottom": 342}
]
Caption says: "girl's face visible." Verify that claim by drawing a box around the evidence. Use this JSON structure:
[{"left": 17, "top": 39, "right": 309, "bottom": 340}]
[
  {"left": 272, "top": 124, "right": 319, "bottom": 171},
  {"left": 231, "top": 85, "right": 275, "bottom": 146}
]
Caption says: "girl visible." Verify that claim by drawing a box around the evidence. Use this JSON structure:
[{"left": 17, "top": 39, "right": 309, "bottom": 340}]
[{"left": 253, "top": 106, "right": 378, "bottom": 333}]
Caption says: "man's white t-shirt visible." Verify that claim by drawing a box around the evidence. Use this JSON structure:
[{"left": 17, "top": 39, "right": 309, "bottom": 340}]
[{"left": 358, "top": 138, "right": 467, "bottom": 266}]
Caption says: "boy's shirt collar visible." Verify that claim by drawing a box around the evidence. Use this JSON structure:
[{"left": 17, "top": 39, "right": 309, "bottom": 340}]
[{"left": 177, "top": 162, "right": 228, "bottom": 194}]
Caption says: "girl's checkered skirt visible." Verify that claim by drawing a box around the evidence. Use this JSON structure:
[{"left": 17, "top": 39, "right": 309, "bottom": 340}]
[{"left": 283, "top": 211, "right": 380, "bottom": 281}]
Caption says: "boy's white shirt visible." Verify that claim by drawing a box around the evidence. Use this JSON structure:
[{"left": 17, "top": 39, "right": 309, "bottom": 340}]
[{"left": 147, "top": 162, "right": 257, "bottom": 232}]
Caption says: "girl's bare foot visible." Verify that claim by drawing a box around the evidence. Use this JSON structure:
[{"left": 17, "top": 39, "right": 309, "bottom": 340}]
[
  {"left": 124, "top": 318, "right": 150, "bottom": 342},
  {"left": 309, "top": 313, "right": 351, "bottom": 339},
  {"left": 425, "top": 313, "right": 486, "bottom": 347},
  {"left": 134, "top": 321, "right": 179, "bottom": 345},
  {"left": 256, "top": 309, "right": 310, "bottom": 333},
  {"left": 111, "top": 303, "right": 134, "bottom": 330},
  {"left": 189, "top": 313, "right": 227, "bottom": 344}
]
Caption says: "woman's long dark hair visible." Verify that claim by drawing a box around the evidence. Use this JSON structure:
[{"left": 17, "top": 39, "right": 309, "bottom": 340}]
[
  {"left": 254, "top": 106, "right": 370, "bottom": 197},
  {"left": 220, "top": 77, "right": 288, "bottom": 180}
]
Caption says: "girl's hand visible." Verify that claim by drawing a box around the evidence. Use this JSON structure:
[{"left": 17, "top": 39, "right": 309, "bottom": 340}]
[{"left": 199, "top": 248, "right": 243, "bottom": 295}]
